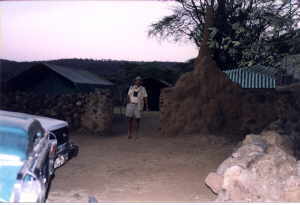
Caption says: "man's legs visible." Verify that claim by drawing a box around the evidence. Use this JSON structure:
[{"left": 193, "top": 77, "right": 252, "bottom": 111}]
[
  {"left": 128, "top": 117, "right": 133, "bottom": 139},
  {"left": 125, "top": 103, "right": 134, "bottom": 139},
  {"left": 126, "top": 104, "right": 141, "bottom": 139},
  {"left": 136, "top": 118, "right": 140, "bottom": 131},
  {"left": 133, "top": 118, "right": 140, "bottom": 139}
]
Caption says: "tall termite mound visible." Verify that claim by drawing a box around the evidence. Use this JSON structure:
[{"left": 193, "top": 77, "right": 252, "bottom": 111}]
[{"left": 160, "top": 8, "right": 278, "bottom": 138}]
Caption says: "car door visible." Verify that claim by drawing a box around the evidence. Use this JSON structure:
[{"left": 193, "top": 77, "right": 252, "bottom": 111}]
[{"left": 26, "top": 120, "right": 56, "bottom": 202}]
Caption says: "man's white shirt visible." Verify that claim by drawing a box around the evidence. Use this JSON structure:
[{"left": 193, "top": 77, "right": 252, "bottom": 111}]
[{"left": 128, "top": 85, "right": 148, "bottom": 111}]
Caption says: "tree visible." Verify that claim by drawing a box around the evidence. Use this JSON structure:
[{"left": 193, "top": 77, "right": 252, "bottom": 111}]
[{"left": 149, "top": 0, "right": 300, "bottom": 69}]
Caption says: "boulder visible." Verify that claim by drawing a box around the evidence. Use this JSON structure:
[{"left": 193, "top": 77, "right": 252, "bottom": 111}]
[
  {"left": 205, "top": 172, "right": 223, "bottom": 194},
  {"left": 283, "top": 176, "right": 300, "bottom": 202},
  {"left": 207, "top": 132, "right": 300, "bottom": 202}
]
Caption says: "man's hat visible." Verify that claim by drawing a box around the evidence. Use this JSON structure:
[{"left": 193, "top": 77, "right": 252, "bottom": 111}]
[{"left": 135, "top": 76, "right": 142, "bottom": 81}]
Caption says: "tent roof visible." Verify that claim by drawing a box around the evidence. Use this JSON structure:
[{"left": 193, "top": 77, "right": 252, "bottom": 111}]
[
  {"left": 143, "top": 77, "right": 172, "bottom": 87},
  {"left": 43, "top": 63, "right": 114, "bottom": 86}
]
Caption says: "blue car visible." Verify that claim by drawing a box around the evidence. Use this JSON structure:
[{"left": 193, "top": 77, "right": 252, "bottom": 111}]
[
  {"left": 0, "top": 115, "right": 57, "bottom": 202},
  {"left": 0, "top": 110, "right": 79, "bottom": 169}
]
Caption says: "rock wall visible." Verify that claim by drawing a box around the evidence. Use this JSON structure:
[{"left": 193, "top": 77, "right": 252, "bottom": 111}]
[
  {"left": 265, "top": 83, "right": 300, "bottom": 158},
  {"left": 281, "top": 54, "right": 300, "bottom": 82},
  {"left": 0, "top": 89, "right": 113, "bottom": 135},
  {"left": 160, "top": 85, "right": 284, "bottom": 138},
  {"left": 205, "top": 131, "right": 300, "bottom": 202}
]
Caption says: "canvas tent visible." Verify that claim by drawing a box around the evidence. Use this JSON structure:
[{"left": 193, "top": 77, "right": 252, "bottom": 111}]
[{"left": 7, "top": 63, "right": 114, "bottom": 95}]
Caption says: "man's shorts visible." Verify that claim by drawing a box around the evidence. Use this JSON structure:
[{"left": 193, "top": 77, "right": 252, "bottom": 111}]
[{"left": 125, "top": 103, "right": 141, "bottom": 119}]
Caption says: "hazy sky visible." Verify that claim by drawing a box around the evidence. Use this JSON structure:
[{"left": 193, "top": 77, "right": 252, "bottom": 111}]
[{"left": 0, "top": 1, "right": 198, "bottom": 62}]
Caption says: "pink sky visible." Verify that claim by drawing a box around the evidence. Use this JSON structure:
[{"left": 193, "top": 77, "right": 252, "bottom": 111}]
[{"left": 0, "top": 1, "right": 198, "bottom": 62}]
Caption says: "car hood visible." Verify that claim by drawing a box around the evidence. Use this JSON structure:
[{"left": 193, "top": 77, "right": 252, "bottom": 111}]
[
  {"left": 0, "top": 161, "right": 23, "bottom": 202},
  {"left": 0, "top": 110, "right": 68, "bottom": 131}
]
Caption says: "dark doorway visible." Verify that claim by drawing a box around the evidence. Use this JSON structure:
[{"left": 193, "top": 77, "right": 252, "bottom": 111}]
[{"left": 142, "top": 78, "right": 171, "bottom": 111}]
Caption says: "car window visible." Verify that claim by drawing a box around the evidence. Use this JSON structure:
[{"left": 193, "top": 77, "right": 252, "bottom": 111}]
[
  {"left": 0, "top": 126, "right": 28, "bottom": 161},
  {"left": 27, "top": 120, "right": 45, "bottom": 150}
]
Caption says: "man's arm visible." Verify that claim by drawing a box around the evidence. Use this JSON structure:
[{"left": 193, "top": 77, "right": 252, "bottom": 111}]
[{"left": 127, "top": 95, "right": 130, "bottom": 104}]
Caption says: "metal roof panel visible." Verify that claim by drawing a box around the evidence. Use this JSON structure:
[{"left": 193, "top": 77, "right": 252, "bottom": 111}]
[
  {"left": 44, "top": 63, "right": 114, "bottom": 86},
  {"left": 224, "top": 68, "right": 276, "bottom": 88}
]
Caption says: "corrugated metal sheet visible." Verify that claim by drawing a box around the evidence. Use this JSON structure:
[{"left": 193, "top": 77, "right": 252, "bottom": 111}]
[
  {"left": 223, "top": 68, "right": 276, "bottom": 88},
  {"left": 44, "top": 63, "right": 114, "bottom": 86}
]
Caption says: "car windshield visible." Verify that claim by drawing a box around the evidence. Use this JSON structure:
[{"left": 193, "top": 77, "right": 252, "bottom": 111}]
[{"left": 0, "top": 126, "right": 29, "bottom": 161}]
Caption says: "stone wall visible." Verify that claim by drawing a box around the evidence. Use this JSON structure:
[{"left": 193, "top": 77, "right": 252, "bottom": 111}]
[
  {"left": 160, "top": 83, "right": 296, "bottom": 139},
  {"left": 281, "top": 54, "right": 300, "bottom": 82},
  {"left": 0, "top": 89, "right": 113, "bottom": 135}
]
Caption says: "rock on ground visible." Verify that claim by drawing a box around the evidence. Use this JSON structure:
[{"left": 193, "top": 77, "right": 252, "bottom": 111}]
[{"left": 205, "top": 131, "right": 300, "bottom": 202}]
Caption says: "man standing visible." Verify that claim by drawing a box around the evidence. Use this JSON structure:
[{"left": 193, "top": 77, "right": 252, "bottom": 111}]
[{"left": 126, "top": 76, "right": 148, "bottom": 139}]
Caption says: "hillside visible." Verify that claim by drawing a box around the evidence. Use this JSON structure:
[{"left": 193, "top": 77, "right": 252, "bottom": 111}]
[{"left": 0, "top": 58, "right": 189, "bottom": 84}]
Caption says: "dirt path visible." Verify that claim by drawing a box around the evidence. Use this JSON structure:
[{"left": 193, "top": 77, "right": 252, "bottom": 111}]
[{"left": 47, "top": 112, "right": 235, "bottom": 202}]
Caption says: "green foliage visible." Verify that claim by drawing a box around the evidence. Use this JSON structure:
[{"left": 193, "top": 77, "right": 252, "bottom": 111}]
[{"left": 149, "top": 0, "right": 300, "bottom": 69}]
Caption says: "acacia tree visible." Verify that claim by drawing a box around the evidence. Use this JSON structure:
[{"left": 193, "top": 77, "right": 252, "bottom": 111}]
[{"left": 149, "top": 0, "right": 300, "bottom": 69}]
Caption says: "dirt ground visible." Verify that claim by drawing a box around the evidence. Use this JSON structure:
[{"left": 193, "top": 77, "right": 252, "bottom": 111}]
[{"left": 47, "top": 112, "right": 235, "bottom": 202}]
